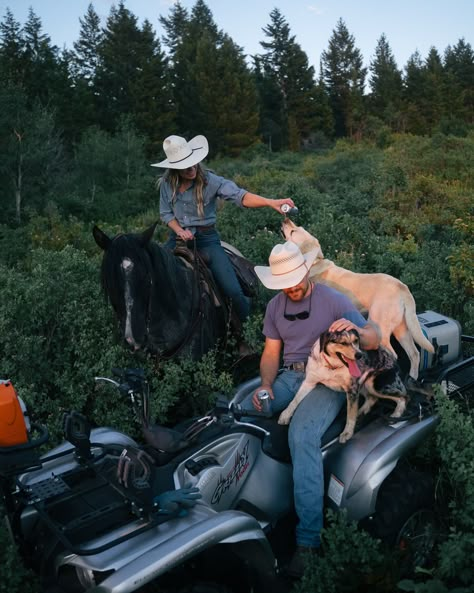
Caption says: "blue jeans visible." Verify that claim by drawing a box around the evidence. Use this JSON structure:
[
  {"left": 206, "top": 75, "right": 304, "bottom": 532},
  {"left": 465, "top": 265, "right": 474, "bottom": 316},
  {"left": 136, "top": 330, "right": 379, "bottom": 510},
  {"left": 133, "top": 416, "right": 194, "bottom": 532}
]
[
  {"left": 166, "top": 229, "right": 250, "bottom": 321},
  {"left": 240, "top": 370, "right": 345, "bottom": 547}
]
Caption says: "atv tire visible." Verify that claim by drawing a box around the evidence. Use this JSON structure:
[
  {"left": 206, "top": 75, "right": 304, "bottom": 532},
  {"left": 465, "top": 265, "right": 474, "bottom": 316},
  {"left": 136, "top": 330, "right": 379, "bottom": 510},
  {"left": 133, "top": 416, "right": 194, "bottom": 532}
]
[{"left": 362, "top": 465, "right": 437, "bottom": 576}]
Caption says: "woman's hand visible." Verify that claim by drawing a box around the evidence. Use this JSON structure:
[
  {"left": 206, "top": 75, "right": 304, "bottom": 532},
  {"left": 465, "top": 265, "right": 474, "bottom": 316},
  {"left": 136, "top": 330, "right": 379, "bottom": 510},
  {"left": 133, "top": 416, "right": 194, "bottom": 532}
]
[
  {"left": 270, "top": 198, "right": 295, "bottom": 213},
  {"left": 177, "top": 229, "right": 194, "bottom": 241}
]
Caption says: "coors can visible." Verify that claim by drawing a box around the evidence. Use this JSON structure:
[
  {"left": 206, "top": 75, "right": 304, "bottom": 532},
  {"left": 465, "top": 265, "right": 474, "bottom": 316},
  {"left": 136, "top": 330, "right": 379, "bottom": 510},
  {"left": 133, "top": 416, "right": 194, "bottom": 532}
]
[{"left": 257, "top": 389, "right": 272, "bottom": 417}]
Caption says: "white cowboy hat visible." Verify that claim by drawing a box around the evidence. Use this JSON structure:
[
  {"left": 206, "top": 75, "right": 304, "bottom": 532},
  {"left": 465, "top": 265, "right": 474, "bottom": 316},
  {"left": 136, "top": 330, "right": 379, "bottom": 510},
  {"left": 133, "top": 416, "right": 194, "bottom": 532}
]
[
  {"left": 254, "top": 241, "right": 319, "bottom": 290},
  {"left": 151, "top": 134, "right": 209, "bottom": 169}
]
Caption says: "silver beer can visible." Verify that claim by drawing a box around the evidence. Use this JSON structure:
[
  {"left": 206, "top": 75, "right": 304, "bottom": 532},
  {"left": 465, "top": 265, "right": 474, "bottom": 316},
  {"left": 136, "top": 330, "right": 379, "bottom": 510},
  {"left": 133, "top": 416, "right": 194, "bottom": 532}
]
[{"left": 257, "top": 389, "right": 272, "bottom": 417}]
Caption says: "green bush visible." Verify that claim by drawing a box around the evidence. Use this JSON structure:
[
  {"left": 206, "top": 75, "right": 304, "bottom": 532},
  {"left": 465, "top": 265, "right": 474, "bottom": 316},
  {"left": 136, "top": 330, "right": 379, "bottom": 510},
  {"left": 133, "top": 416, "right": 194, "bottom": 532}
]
[{"left": 294, "top": 510, "right": 384, "bottom": 593}]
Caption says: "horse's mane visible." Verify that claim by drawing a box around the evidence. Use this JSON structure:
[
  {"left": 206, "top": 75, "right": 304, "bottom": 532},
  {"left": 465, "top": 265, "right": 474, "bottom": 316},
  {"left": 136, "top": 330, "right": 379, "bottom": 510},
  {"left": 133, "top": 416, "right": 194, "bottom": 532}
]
[{"left": 100, "top": 233, "right": 183, "bottom": 314}]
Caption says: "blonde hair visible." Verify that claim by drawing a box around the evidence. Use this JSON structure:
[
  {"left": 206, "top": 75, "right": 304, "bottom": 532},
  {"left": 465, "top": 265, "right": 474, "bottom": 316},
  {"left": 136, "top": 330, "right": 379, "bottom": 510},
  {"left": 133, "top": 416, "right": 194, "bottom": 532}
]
[{"left": 159, "top": 165, "right": 207, "bottom": 218}]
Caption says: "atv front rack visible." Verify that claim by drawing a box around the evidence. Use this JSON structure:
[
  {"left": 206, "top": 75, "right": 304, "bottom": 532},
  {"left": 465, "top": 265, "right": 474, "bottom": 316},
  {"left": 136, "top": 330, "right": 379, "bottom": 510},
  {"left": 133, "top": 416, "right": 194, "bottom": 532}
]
[{"left": 5, "top": 444, "right": 182, "bottom": 556}]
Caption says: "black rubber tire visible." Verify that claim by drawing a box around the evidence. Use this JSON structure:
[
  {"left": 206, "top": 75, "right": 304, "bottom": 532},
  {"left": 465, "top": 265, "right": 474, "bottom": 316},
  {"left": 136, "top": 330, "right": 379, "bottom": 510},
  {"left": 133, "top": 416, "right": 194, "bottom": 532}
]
[{"left": 362, "top": 465, "right": 437, "bottom": 576}]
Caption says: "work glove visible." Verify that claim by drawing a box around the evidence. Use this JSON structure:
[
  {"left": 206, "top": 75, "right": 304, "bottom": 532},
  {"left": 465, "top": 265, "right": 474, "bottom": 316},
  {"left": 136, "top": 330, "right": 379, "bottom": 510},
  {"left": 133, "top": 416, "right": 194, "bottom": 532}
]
[{"left": 154, "top": 484, "right": 202, "bottom": 516}]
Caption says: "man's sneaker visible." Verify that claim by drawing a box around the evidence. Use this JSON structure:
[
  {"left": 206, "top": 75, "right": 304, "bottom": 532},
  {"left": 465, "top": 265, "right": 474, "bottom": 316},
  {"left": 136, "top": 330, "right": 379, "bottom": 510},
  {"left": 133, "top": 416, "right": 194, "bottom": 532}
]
[{"left": 285, "top": 545, "right": 319, "bottom": 578}]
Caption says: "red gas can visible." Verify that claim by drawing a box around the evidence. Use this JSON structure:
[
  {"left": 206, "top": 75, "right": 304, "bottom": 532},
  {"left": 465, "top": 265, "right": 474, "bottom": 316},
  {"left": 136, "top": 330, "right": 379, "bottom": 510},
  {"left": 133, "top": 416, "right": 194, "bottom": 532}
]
[{"left": 0, "top": 380, "right": 28, "bottom": 446}]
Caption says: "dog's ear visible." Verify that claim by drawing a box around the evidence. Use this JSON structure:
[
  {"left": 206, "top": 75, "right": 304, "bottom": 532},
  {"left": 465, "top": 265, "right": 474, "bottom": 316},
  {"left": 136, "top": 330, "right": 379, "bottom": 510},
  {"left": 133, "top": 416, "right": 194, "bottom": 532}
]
[
  {"left": 349, "top": 328, "right": 360, "bottom": 340},
  {"left": 319, "top": 330, "right": 330, "bottom": 354}
]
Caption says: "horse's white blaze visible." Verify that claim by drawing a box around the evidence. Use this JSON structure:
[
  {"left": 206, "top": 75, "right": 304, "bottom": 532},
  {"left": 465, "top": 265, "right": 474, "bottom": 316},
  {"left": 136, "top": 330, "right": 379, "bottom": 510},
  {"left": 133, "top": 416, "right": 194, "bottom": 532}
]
[{"left": 121, "top": 258, "right": 136, "bottom": 346}]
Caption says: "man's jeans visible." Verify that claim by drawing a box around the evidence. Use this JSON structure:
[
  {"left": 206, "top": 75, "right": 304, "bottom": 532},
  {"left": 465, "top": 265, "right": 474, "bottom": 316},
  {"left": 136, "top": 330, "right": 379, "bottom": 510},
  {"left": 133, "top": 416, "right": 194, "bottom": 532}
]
[
  {"left": 166, "top": 229, "right": 250, "bottom": 321},
  {"left": 240, "top": 370, "right": 345, "bottom": 547}
]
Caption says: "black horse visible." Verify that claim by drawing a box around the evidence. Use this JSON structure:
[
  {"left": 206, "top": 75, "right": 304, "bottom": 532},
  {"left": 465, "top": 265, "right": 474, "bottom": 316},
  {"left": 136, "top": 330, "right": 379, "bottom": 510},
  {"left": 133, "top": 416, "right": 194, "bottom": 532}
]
[{"left": 93, "top": 223, "right": 256, "bottom": 360}]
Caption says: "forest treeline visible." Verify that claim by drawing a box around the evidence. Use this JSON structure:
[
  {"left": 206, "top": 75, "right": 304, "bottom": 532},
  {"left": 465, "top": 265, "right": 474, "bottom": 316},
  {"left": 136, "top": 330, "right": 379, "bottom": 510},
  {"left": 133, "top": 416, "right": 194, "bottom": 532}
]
[{"left": 0, "top": 0, "right": 473, "bottom": 224}]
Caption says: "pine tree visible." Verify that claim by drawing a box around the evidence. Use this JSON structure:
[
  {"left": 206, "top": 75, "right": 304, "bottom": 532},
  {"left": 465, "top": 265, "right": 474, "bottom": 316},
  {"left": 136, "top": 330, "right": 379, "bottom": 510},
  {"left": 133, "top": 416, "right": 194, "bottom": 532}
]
[
  {"left": 369, "top": 34, "right": 403, "bottom": 129},
  {"left": 196, "top": 34, "right": 259, "bottom": 155},
  {"left": 444, "top": 39, "right": 474, "bottom": 125},
  {"left": 22, "top": 7, "right": 62, "bottom": 106},
  {"left": 403, "top": 51, "right": 426, "bottom": 134},
  {"left": 160, "top": 0, "right": 259, "bottom": 155},
  {"left": 321, "top": 18, "right": 367, "bottom": 137},
  {"left": 73, "top": 3, "right": 103, "bottom": 83},
  {"left": 0, "top": 8, "right": 25, "bottom": 85},
  {"left": 95, "top": 1, "right": 173, "bottom": 147},
  {"left": 160, "top": 0, "right": 223, "bottom": 139},
  {"left": 69, "top": 3, "right": 104, "bottom": 133},
  {"left": 257, "top": 8, "right": 324, "bottom": 149}
]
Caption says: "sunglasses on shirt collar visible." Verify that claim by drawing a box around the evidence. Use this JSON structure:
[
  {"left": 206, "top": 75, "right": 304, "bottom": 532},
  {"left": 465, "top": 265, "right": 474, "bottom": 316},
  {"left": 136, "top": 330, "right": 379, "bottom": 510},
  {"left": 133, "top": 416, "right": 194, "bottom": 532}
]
[{"left": 283, "top": 291, "right": 312, "bottom": 321}]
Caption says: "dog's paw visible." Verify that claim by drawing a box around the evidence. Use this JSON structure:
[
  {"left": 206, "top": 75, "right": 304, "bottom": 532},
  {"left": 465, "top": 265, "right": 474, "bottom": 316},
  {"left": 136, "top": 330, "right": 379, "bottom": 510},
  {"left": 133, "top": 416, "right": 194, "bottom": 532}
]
[
  {"left": 278, "top": 411, "right": 291, "bottom": 425},
  {"left": 338, "top": 430, "right": 353, "bottom": 444}
]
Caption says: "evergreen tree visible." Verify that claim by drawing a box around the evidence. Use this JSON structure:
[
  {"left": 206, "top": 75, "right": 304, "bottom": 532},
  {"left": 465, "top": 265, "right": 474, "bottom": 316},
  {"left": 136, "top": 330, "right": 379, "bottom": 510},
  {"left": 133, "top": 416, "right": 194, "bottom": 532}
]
[
  {"left": 195, "top": 34, "right": 259, "bottom": 155},
  {"left": 444, "top": 38, "right": 474, "bottom": 125},
  {"left": 160, "top": 0, "right": 222, "bottom": 139},
  {"left": 403, "top": 50, "right": 426, "bottom": 134},
  {"left": 73, "top": 3, "right": 103, "bottom": 83},
  {"left": 321, "top": 18, "right": 367, "bottom": 137},
  {"left": 160, "top": 0, "right": 258, "bottom": 155},
  {"left": 403, "top": 49, "right": 449, "bottom": 134},
  {"left": 95, "top": 1, "right": 173, "bottom": 148},
  {"left": 253, "top": 54, "right": 285, "bottom": 151},
  {"left": 258, "top": 8, "right": 324, "bottom": 149},
  {"left": 423, "top": 47, "right": 447, "bottom": 130},
  {"left": 159, "top": 0, "right": 189, "bottom": 54},
  {"left": 0, "top": 8, "right": 25, "bottom": 85},
  {"left": 69, "top": 3, "right": 104, "bottom": 134},
  {"left": 22, "top": 7, "right": 62, "bottom": 106},
  {"left": 369, "top": 34, "right": 403, "bottom": 129}
]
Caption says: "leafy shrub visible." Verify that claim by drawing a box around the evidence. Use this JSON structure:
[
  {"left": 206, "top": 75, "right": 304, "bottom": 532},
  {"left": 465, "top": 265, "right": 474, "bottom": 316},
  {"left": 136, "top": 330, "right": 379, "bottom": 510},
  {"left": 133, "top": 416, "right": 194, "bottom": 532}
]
[{"left": 294, "top": 510, "right": 384, "bottom": 593}]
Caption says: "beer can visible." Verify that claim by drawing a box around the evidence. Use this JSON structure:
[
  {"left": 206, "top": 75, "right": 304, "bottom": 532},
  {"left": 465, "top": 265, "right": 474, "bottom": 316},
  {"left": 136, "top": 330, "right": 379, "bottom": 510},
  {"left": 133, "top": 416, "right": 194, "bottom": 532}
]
[
  {"left": 257, "top": 389, "right": 272, "bottom": 417},
  {"left": 281, "top": 204, "right": 299, "bottom": 216}
]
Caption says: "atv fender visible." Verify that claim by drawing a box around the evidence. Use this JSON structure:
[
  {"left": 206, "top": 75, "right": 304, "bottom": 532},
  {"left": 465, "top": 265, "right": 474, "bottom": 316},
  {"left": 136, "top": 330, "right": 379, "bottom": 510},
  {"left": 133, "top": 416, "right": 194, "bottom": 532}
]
[
  {"left": 323, "top": 414, "right": 439, "bottom": 521},
  {"left": 63, "top": 505, "right": 275, "bottom": 593}
]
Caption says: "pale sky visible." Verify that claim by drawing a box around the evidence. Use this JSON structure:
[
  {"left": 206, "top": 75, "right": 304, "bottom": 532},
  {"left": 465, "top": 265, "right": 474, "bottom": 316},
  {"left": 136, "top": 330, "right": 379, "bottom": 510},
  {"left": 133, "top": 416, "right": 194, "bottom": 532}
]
[{"left": 2, "top": 0, "right": 473, "bottom": 73}]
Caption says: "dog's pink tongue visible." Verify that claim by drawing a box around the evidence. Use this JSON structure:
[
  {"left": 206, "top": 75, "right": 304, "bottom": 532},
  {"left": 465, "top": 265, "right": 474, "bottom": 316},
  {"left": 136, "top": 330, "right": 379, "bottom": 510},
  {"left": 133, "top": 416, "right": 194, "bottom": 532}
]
[{"left": 346, "top": 358, "right": 361, "bottom": 378}]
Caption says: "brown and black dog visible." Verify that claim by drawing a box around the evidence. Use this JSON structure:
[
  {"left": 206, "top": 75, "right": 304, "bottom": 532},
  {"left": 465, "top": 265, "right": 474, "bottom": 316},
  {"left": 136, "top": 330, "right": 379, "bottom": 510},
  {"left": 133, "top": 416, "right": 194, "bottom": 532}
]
[{"left": 278, "top": 329, "right": 408, "bottom": 443}]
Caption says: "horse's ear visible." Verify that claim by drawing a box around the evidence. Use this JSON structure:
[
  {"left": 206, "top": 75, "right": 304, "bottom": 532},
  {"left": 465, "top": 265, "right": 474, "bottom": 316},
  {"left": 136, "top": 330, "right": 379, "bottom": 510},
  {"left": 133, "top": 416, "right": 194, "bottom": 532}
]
[
  {"left": 92, "top": 225, "right": 112, "bottom": 251},
  {"left": 139, "top": 221, "right": 158, "bottom": 246}
]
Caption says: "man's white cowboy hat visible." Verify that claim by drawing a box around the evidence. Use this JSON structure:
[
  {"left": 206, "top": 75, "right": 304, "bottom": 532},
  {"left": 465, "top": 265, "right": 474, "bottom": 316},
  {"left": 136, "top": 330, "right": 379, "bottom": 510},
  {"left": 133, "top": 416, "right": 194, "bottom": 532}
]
[
  {"left": 254, "top": 241, "right": 319, "bottom": 290},
  {"left": 151, "top": 134, "right": 209, "bottom": 169}
]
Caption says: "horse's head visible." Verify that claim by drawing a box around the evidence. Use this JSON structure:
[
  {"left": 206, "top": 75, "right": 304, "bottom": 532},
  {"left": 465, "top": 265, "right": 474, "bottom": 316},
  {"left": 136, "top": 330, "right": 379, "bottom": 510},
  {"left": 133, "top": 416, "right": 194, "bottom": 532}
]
[{"left": 93, "top": 223, "right": 158, "bottom": 351}]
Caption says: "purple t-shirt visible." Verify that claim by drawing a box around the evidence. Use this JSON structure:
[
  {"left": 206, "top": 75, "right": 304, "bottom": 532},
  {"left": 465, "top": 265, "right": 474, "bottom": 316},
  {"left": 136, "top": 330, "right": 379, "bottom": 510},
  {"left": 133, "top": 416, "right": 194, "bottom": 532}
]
[{"left": 263, "top": 283, "right": 366, "bottom": 365}]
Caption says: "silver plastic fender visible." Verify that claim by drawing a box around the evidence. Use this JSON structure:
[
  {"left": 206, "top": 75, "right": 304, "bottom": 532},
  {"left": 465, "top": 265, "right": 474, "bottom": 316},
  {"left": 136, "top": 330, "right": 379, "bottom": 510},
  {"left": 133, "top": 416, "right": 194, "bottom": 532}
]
[
  {"left": 85, "top": 506, "right": 273, "bottom": 593},
  {"left": 323, "top": 414, "right": 439, "bottom": 521}
]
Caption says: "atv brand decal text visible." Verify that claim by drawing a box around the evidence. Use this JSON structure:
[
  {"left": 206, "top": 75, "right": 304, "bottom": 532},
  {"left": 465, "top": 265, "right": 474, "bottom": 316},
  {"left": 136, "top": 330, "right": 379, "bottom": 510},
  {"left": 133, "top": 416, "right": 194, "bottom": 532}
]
[{"left": 211, "top": 440, "right": 250, "bottom": 504}]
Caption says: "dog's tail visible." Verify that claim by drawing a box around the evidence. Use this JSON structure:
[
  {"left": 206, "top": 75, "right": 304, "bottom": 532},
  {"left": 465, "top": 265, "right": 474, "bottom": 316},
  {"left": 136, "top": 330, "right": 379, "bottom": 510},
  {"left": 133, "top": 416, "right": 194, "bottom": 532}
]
[{"left": 403, "top": 291, "right": 435, "bottom": 353}]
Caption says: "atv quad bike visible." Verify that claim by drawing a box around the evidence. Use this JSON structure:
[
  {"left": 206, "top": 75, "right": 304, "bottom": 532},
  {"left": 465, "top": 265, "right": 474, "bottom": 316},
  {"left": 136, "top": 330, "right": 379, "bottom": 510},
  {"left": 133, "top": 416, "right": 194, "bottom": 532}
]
[{"left": 0, "top": 311, "right": 472, "bottom": 593}]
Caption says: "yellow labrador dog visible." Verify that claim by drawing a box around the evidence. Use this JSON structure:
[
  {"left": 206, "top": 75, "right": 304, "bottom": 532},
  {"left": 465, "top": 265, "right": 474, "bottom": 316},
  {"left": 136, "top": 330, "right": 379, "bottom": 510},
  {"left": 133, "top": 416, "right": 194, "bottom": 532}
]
[{"left": 282, "top": 219, "right": 434, "bottom": 381}]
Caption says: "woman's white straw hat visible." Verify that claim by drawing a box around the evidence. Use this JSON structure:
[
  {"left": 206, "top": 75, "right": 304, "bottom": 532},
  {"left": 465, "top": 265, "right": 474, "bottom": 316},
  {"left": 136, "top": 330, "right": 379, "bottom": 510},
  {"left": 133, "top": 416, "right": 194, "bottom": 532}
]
[
  {"left": 254, "top": 241, "right": 319, "bottom": 290},
  {"left": 151, "top": 134, "right": 209, "bottom": 169}
]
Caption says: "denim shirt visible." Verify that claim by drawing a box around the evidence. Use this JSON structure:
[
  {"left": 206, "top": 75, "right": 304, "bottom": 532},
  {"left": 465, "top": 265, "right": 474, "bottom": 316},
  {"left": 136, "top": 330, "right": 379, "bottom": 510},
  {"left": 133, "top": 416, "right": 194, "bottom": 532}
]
[{"left": 159, "top": 170, "right": 247, "bottom": 233}]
